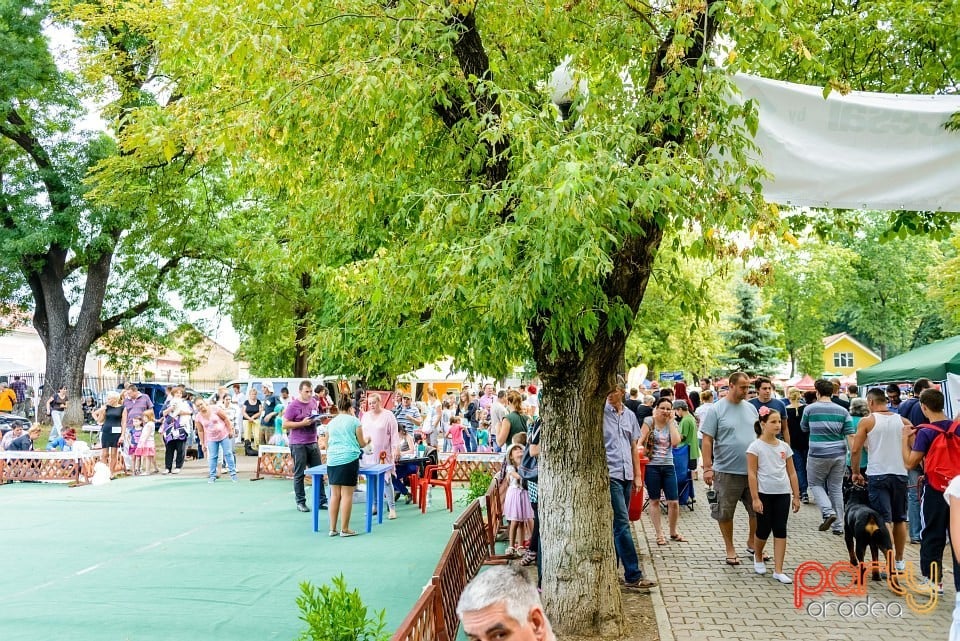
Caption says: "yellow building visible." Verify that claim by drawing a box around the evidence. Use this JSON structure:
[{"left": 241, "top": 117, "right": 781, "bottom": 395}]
[{"left": 821, "top": 333, "right": 881, "bottom": 377}]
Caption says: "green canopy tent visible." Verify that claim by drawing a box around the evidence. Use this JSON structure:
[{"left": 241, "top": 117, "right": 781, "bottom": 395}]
[{"left": 857, "top": 335, "right": 960, "bottom": 417}]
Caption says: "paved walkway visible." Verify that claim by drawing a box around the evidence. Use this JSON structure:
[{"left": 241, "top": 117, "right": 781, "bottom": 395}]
[{"left": 635, "top": 479, "right": 954, "bottom": 641}]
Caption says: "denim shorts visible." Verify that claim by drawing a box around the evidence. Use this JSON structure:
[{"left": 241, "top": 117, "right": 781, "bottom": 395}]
[
  {"left": 644, "top": 464, "right": 679, "bottom": 502},
  {"left": 868, "top": 474, "right": 908, "bottom": 523}
]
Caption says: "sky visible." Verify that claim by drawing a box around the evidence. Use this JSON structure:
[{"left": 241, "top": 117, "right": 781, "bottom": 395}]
[{"left": 45, "top": 23, "right": 242, "bottom": 354}]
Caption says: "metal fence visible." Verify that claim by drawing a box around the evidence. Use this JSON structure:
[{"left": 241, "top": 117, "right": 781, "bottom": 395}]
[{"left": 0, "top": 373, "right": 227, "bottom": 420}]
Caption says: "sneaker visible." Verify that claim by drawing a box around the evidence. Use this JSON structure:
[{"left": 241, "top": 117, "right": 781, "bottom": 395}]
[
  {"left": 801, "top": 494, "right": 809, "bottom": 504},
  {"left": 208, "top": 478, "right": 215, "bottom": 484},
  {"left": 319, "top": 503, "right": 328, "bottom": 511},
  {"left": 230, "top": 475, "right": 238, "bottom": 483},
  {"left": 162, "top": 469, "right": 171, "bottom": 475},
  {"left": 916, "top": 577, "right": 944, "bottom": 594},
  {"left": 832, "top": 529, "right": 843, "bottom": 536},
  {"left": 772, "top": 572, "right": 793, "bottom": 584},
  {"left": 296, "top": 503, "right": 309, "bottom": 512},
  {"left": 504, "top": 546, "right": 516, "bottom": 557},
  {"left": 895, "top": 560, "right": 907, "bottom": 572},
  {"left": 819, "top": 514, "right": 837, "bottom": 531},
  {"left": 172, "top": 468, "right": 181, "bottom": 475},
  {"left": 754, "top": 561, "right": 767, "bottom": 575}
]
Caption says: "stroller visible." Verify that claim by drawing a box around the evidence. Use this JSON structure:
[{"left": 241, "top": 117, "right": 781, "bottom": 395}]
[{"left": 673, "top": 443, "right": 696, "bottom": 510}]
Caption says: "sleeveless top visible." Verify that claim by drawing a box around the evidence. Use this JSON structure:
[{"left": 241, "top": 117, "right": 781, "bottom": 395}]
[
  {"left": 505, "top": 412, "right": 527, "bottom": 443},
  {"left": 644, "top": 418, "right": 675, "bottom": 465},
  {"left": 50, "top": 394, "right": 67, "bottom": 412},
  {"left": 102, "top": 405, "right": 124, "bottom": 431},
  {"left": 866, "top": 412, "right": 908, "bottom": 476}
]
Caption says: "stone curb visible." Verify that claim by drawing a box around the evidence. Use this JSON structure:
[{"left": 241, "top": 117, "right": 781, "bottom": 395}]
[{"left": 633, "top": 516, "right": 675, "bottom": 641}]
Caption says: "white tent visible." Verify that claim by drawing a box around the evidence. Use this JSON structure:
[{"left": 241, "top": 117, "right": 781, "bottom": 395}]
[{"left": 0, "top": 359, "right": 40, "bottom": 377}]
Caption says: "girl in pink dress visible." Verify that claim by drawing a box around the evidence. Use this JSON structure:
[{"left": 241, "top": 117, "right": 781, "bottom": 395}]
[
  {"left": 446, "top": 416, "right": 466, "bottom": 453},
  {"left": 134, "top": 408, "right": 158, "bottom": 474},
  {"left": 502, "top": 444, "right": 534, "bottom": 557}
]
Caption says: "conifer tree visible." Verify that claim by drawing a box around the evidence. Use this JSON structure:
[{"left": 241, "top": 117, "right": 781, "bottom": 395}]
[{"left": 721, "top": 283, "right": 781, "bottom": 376}]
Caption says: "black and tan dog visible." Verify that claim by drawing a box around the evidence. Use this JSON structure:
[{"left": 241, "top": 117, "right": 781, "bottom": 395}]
[{"left": 843, "top": 481, "right": 893, "bottom": 581}]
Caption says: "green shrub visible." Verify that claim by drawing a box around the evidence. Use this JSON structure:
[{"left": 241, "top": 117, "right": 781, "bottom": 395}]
[
  {"left": 461, "top": 469, "right": 493, "bottom": 505},
  {"left": 295, "top": 574, "right": 388, "bottom": 641}
]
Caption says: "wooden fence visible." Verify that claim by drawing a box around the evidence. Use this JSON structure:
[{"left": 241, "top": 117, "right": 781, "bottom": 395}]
[
  {"left": 0, "top": 450, "right": 110, "bottom": 485},
  {"left": 391, "top": 477, "right": 509, "bottom": 641}
]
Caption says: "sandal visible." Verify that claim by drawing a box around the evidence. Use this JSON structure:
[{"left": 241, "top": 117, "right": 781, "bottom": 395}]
[
  {"left": 656, "top": 535, "right": 668, "bottom": 546},
  {"left": 725, "top": 557, "right": 742, "bottom": 566},
  {"left": 670, "top": 534, "right": 687, "bottom": 542},
  {"left": 520, "top": 551, "right": 537, "bottom": 566}
]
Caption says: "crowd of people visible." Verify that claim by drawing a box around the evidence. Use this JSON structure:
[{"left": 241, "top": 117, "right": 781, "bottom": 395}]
[
  {"left": 5, "top": 370, "right": 960, "bottom": 638},
  {"left": 614, "top": 373, "right": 959, "bottom": 599}
]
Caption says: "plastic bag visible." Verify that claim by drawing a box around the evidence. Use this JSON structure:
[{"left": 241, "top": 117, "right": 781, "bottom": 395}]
[{"left": 628, "top": 486, "right": 644, "bottom": 521}]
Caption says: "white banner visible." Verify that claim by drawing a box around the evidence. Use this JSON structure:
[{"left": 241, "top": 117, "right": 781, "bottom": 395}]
[{"left": 732, "top": 74, "right": 960, "bottom": 212}]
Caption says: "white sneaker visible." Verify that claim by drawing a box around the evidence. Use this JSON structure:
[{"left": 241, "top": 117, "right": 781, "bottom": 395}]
[
  {"left": 895, "top": 560, "right": 906, "bottom": 572},
  {"left": 172, "top": 468, "right": 181, "bottom": 474},
  {"left": 754, "top": 561, "right": 767, "bottom": 575},
  {"left": 772, "top": 572, "right": 793, "bottom": 584}
]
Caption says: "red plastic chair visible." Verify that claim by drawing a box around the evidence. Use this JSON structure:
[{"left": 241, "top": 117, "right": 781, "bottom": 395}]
[{"left": 419, "top": 452, "right": 458, "bottom": 513}]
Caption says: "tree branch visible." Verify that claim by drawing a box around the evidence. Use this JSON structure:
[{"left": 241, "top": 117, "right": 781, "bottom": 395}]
[
  {"left": 99, "top": 251, "right": 200, "bottom": 334},
  {"left": 445, "top": 9, "right": 512, "bottom": 193}
]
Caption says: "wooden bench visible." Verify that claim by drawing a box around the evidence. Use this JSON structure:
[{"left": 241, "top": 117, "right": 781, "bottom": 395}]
[
  {"left": 453, "top": 498, "right": 510, "bottom": 575},
  {"left": 394, "top": 499, "right": 512, "bottom": 641}
]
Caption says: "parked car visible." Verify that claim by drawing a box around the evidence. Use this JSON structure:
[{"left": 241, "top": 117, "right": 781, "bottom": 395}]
[
  {"left": 0, "top": 412, "right": 31, "bottom": 436},
  {"left": 123, "top": 382, "right": 200, "bottom": 410}
]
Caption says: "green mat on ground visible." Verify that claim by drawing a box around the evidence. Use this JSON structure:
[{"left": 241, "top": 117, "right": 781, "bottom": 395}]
[{"left": 0, "top": 477, "right": 464, "bottom": 640}]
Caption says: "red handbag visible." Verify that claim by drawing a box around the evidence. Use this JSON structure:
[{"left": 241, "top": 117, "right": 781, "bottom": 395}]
[{"left": 628, "top": 486, "right": 644, "bottom": 521}]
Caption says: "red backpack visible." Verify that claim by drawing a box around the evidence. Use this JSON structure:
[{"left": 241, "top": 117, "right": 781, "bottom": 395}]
[{"left": 919, "top": 421, "right": 960, "bottom": 493}]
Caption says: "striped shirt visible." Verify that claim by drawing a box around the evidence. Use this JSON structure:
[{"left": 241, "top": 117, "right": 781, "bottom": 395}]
[{"left": 800, "top": 401, "right": 854, "bottom": 459}]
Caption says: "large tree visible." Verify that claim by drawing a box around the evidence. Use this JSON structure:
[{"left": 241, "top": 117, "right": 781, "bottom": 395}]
[
  {"left": 142, "top": 0, "right": 958, "bottom": 636},
  {"left": 0, "top": 0, "right": 229, "bottom": 423},
  {"left": 762, "top": 241, "right": 857, "bottom": 376},
  {"left": 155, "top": 1, "right": 768, "bottom": 635},
  {"left": 832, "top": 214, "right": 943, "bottom": 359}
]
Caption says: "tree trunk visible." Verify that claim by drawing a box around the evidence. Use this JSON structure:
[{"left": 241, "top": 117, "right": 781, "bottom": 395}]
[
  {"left": 534, "top": 221, "right": 663, "bottom": 638},
  {"left": 538, "top": 351, "right": 626, "bottom": 638},
  {"left": 293, "top": 272, "right": 311, "bottom": 377},
  {"left": 30, "top": 257, "right": 108, "bottom": 430}
]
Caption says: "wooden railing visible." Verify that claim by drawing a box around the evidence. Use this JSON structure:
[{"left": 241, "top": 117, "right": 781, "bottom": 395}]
[
  {"left": 392, "top": 477, "right": 509, "bottom": 641},
  {"left": 391, "top": 583, "right": 441, "bottom": 641},
  {"left": 439, "top": 452, "right": 503, "bottom": 482},
  {"left": 0, "top": 450, "right": 102, "bottom": 485}
]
